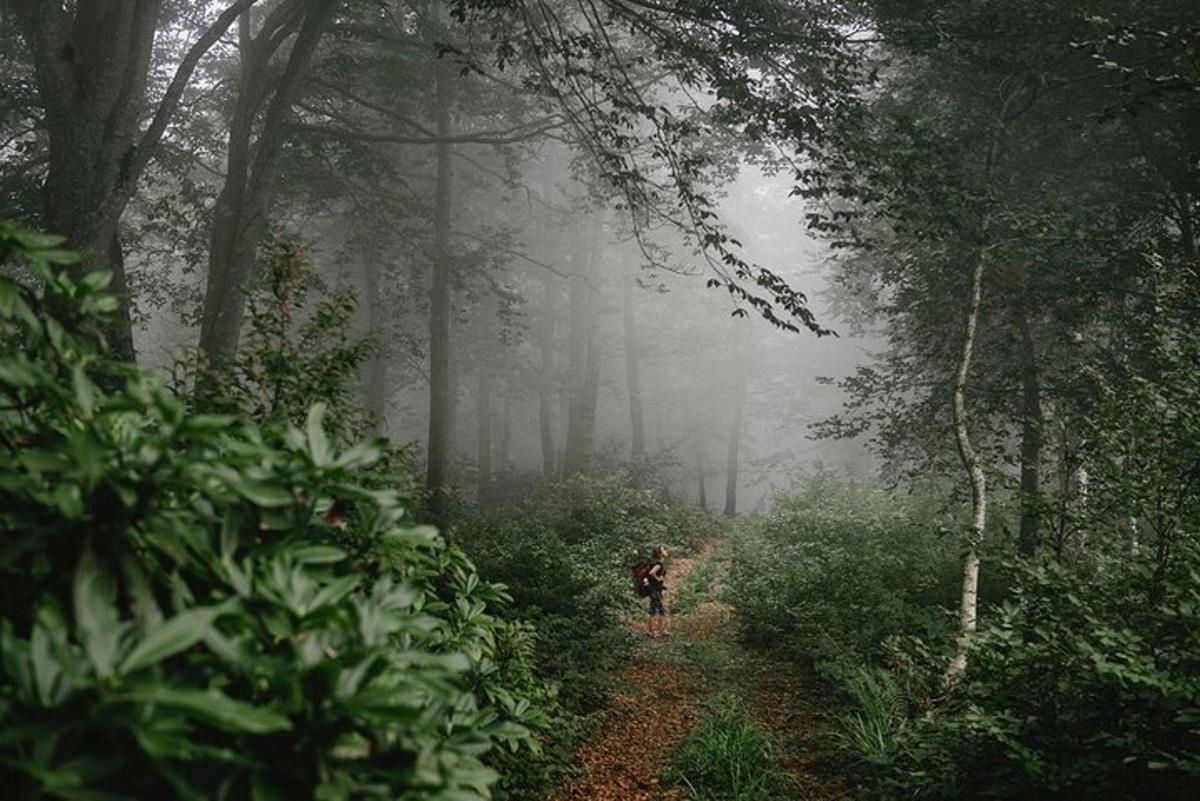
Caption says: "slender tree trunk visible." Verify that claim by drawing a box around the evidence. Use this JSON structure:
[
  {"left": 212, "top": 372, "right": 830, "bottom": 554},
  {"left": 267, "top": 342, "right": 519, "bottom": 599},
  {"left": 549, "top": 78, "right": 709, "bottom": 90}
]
[
  {"left": 945, "top": 243, "right": 990, "bottom": 684},
  {"left": 360, "top": 257, "right": 388, "bottom": 436},
  {"left": 426, "top": 64, "right": 456, "bottom": 519},
  {"left": 564, "top": 253, "right": 588, "bottom": 474},
  {"left": 199, "top": 2, "right": 337, "bottom": 365},
  {"left": 563, "top": 224, "right": 601, "bottom": 476},
  {"left": 539, "top": 276, "right": 558, "bottom": 478},
  {"left": 564, "top": 327, "right": 602, "bottom": 475},
  {"left": 475, "top": 367, "right": 492, "bottom": 502},
  {"left": 1017, "top": 308, "right": 1043, "bottom": 558},
  {"left": 687, "top": 405, "right": 707, "bottom": 509},
  {"left": 558, "top": 378, "right": 570, "bottom": 480},
  {"left": 724, "top": 370, "right": 747, "bottom": 517},
  {"left": 623, "top": 272, "right": 645, "bottom": 457},
  {"left": 1071, "top": 464, "right": 1090, "bottom": 549},
  {"left": 497, "top": 393, "right": 512, "bottom": 477},
  {"left": 447, "top": 351, "right": 460, "bottom": 478}
]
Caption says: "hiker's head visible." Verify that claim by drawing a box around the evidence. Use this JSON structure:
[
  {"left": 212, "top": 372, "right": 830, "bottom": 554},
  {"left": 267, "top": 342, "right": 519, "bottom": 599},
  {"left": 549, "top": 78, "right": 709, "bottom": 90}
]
[{"left": 652, "top": 544, "right": 668, "bottom": 559}]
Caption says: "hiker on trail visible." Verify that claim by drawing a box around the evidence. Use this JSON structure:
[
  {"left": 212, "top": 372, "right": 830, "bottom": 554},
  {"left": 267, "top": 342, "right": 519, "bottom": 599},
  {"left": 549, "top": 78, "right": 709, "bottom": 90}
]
[{"left": 645, "top": 544, "right": 668, "bottom": 637}]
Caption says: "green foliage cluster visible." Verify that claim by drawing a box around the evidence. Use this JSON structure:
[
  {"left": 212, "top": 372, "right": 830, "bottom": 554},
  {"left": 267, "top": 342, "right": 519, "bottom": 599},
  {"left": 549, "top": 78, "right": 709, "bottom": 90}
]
[
  {"left": 459, "top": 468, "right": 717, "bottom": 716},
  {"left": 932, "top": 557, "right": 1200, "bottom": 799},
  {"left": 836, "top": 556, "right": 1200, "bottom": 801},
  {"left": 188, "top": 238, "right": 381, "bottom": 444},
  {"left": 664, "top": 691, "right": 790, "bottom": 801},
  {"left": 727, "top": 475, "right": 960, "bottom": 679},
  {"left": 729, "top": 475, "right": 1200, "bottom": 800},
  {"left": 0, "top": 224, "right": 547, "bottom": 800}
]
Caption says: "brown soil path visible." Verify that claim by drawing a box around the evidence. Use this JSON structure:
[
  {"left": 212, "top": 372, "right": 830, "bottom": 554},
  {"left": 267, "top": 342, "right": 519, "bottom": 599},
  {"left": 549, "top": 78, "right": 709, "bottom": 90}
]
[
  {"left": 550, "top": 547, "right": 713, "bottom": 801},
  {"left": 550, "top": 542, "right": 850, "bottom": 801}
]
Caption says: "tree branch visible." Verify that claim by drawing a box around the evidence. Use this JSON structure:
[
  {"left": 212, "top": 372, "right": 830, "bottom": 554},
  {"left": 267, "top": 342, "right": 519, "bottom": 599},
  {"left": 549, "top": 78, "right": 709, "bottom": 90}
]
[
  {"left": 121, "top": 0, "right": 260, "bottom": 201},
  {"left": 290, "top": 117, "right": 567, "bottom": 146}
]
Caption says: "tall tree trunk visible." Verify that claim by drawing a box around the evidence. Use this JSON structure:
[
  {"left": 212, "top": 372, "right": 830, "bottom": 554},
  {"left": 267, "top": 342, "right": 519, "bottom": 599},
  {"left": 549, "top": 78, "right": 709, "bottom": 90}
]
[
  {"left": 945, "top": 243, "right": 990, "bottom": 684},
  {"left": 199, "top": 1, "right": 337, "bottom": 365},
  {"left": 563, "top": 328, "right": 602, "bottom": 476},
  {"left": 497, "top": 393, "right": 512, "bottom": 477},
  {"left": 360, "top": 257, "right": 388, "bottom": 436},
  {"left": 724, "top": 370, "right": 747, "bottom": 517},
  {"left": 623, "top": 272, "right": 645, "bottom": 457},
  {"left": 12, "top": 0, "right": 254, "bottom": 363},
  {"left": 1071, "top": 464, "right": 1090, "bottom": 550},
  {"left": 563, "top": 224, "right": 601, "bottom": 476},
  {"left": 28, "top": 0, "right": 159, "bottom": 362},
  {"left": 426, "top": 63, "right": 456, "bottom": 519},
  {"left": 539, "top": 276, "right": 558, "bottom": 478},
  {"left": 687, "top": 405, "right": 707, "bottom": 509},
  {"left": 475, "top": 367, "right": 492, "bottom": 502},
  {"left": 1017, "top": 308, "right": 1043, "bottom": 558}
]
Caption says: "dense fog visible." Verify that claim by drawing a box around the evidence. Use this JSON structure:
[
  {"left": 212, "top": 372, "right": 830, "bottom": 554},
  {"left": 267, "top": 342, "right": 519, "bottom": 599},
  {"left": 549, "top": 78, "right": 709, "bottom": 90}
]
[{"left": 129, "top": 138, "right": 877, "bottom": 513}]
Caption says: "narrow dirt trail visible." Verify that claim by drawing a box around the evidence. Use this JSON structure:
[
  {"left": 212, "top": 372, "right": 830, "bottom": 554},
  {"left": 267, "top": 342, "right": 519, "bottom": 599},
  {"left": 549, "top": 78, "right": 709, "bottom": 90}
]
[
  {"left": 550, "top": 541, "right": 850, "bottom": 801},
  {"left": 550, "top": 547, "right": 714, "bottom": 801}
]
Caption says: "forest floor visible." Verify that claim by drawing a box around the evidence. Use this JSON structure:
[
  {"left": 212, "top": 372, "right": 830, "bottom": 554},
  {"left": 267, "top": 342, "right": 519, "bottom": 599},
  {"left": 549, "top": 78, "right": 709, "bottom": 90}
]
[{"left": 551, "top": 542, "right": 853, "bottom": 801}]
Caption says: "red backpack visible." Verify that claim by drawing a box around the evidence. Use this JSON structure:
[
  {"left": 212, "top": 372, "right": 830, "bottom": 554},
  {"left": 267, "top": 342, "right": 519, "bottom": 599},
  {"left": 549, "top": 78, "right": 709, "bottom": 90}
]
[{"left": 633, "top": 561, "right": 654, "bottom": 597}]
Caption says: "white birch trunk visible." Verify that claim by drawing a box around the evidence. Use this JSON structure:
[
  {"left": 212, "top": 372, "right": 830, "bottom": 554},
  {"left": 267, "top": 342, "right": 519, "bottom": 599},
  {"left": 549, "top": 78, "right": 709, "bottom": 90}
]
[{"left": 945, "top": 244, "right": 989, "bottom": 685}]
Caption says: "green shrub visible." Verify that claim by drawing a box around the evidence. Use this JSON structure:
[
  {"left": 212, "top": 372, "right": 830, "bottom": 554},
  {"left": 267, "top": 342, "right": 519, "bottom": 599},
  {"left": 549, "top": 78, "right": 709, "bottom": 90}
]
[
  {"left": 0, "top": 224, "right": 543, "bottom": 799},
  {"left": 665, "top": 691, "right": 789, "bottom": 801},
  {"left": 458, "top": 469, "right": 715, "bottom": 713},
  {"left": 187, "top": 237, "right": 379, "bottom": 442},
  {"left": 727, "top": 475, "right": 959, "bottom": 679},
  {"left": 886, "top": 556, "right": 1200, "bottom": 801},
  {"left": 727, "top": 473, "right": 1200, "bottom": 800}
]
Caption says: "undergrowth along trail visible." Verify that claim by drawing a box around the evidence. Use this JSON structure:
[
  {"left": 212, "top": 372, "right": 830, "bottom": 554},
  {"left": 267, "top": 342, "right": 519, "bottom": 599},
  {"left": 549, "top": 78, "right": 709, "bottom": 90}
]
[{"left": 551, "top": 540, "right": 851, "bottom": 801}]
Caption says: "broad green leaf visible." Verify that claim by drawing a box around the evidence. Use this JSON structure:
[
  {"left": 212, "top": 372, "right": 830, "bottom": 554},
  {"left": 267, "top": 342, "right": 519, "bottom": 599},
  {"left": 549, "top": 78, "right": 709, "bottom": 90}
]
[
  {"left": 290, "top": 545, "right": 347, "bottom": 565},
  {"left": 79, "top": 271, "right": 113, "bottom": 292},
  {"left": 227, "top": 476, "right": 293, "bottom": 508},
  {"left": 31, "top": 608, "right": 66, "bottom": 706},
  {"left": 334, "top": 439, "right": 382, "bottom": 469},
  {"left": 306, "top": 403, "right": 331, "bottom": 466},
  {"left": 385, "top": 525, "right": 440, "bottom": 548},
  {"left": 119, "top": 686, "right": 291, "bottom": 734},
  {"left": 73, "top": 545, "right": 123, "bottom": 679},
  {"left": 71, "top": 365, "right": 96, "bottom": 418},
  {"left": 0, "top": 356, "right": 41, "bottom": 387},
  {"left": 120, "top": 555, "right": 163, "bottom": 628},
  {"left": 308, "top": 575, "right": 360, "bottom": 614},
  {"left": 0, "top": 620, "right": 35, "bottom": 701},
  {"left": 119, "top": 606, "right": 221, "bottom": 675}
]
